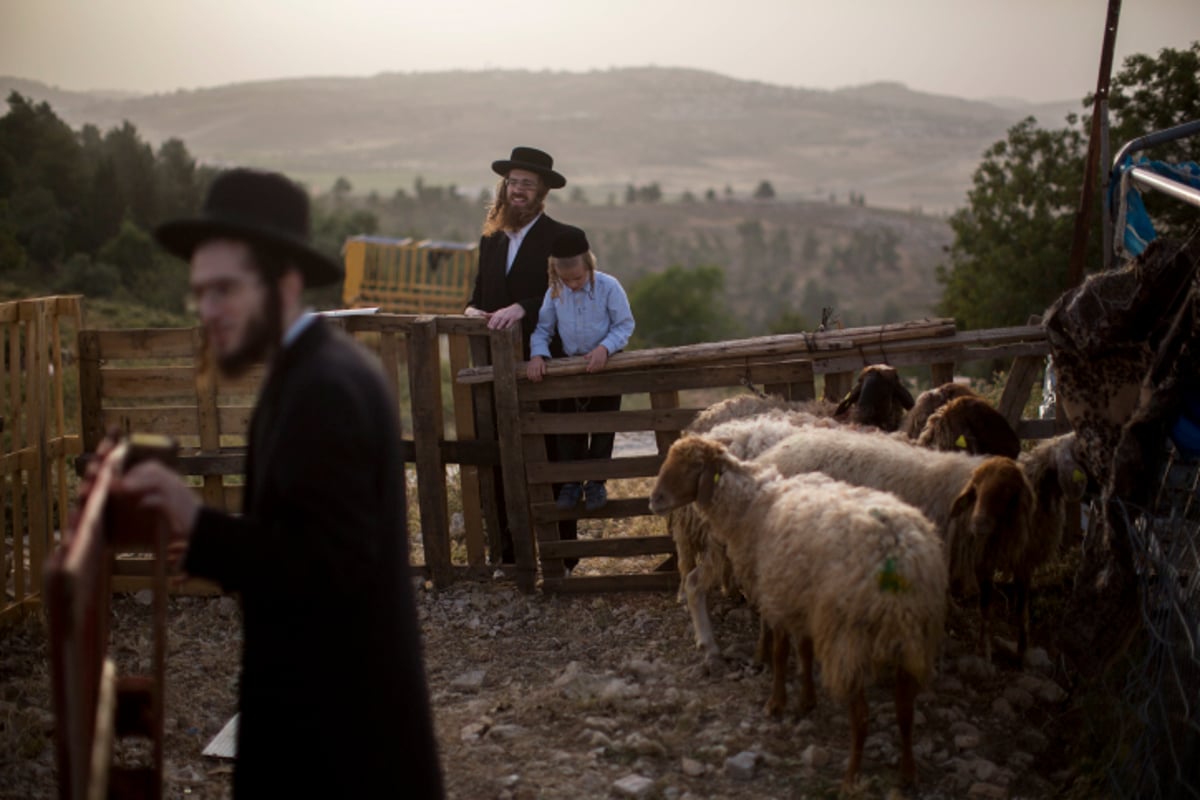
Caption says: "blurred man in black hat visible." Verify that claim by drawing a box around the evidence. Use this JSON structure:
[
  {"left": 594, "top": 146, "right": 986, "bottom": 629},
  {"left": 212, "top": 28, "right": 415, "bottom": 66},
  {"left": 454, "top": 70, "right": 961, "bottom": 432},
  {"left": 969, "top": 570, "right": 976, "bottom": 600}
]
[{"left": 114, "top": 168, "right": 444, "bottom": 798}]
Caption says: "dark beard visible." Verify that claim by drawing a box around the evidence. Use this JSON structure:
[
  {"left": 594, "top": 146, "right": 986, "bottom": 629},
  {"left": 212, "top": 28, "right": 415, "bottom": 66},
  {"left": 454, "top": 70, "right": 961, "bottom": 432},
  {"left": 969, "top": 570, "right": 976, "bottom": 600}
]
[{"left": 217, "top": 281, "right": 283, "bottom": 377}]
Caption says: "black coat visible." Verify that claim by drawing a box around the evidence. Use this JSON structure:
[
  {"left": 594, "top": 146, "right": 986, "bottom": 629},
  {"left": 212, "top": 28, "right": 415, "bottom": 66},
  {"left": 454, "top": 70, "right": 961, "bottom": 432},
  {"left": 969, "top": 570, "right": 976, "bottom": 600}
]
[
  {"left": 468, "top": 213, "right": 569, "bottom": 357},
  {"left": 185, "top": 317, "right": 443, "bottom": 798}
]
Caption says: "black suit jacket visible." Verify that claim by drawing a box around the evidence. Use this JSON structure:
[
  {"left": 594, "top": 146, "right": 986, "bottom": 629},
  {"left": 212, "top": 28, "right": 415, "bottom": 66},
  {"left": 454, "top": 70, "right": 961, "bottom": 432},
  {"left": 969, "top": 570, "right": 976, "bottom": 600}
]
[
  {"left": 468, "top": 212, "right": 568, "bottom": 357},
  {"left": 185, "top": 317, "right": 443, "bottom": 798}
]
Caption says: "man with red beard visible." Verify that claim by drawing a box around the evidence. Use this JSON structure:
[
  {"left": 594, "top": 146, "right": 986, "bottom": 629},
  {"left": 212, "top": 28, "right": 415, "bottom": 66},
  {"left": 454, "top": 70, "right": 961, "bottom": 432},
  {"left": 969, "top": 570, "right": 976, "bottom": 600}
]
[
  {"left": 465, "top": 146, "right": 569, "bottom": 356},
  {"left": 465, "top": 147, "right": 577, "bottom": 569},
  {"left": 113, "top": 168, "right": 444, "bottom": 798}
]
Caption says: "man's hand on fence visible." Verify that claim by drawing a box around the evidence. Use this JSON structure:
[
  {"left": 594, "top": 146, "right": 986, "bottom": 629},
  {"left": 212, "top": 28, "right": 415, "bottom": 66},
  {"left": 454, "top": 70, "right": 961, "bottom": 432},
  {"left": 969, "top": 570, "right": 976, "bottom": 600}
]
[{"left": 486, "top": 303, "right": 525, "bottom": 330}]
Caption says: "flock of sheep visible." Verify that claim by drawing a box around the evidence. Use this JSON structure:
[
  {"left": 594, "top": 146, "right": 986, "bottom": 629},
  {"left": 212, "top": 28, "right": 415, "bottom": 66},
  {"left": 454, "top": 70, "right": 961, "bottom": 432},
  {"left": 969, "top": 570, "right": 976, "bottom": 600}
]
[{"left": 647, "top": 365, "right": 1088, "bottom": 792}]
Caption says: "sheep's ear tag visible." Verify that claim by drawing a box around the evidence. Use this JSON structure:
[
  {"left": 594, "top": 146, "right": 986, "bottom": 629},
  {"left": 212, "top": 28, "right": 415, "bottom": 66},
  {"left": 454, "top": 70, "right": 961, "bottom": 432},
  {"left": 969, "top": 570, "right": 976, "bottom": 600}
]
[
  {"left": 878, "top": 557, "right": 910, "bottom": 593},
  {"left": 713, "top": 470, "right": 720, "bottom": 484},
  {"left": 1072, "top": 468, "right": 1086, "bottom": 484},
  {"left": 955, "top": 434, "right": 968, "bottom": 449}
]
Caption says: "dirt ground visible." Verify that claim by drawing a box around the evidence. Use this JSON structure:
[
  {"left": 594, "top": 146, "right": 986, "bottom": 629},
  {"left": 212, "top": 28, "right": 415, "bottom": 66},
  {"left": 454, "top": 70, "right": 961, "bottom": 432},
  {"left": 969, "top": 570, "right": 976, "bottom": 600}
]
[{"left": 2, "top": 549, "right": 1088, "bottom": 800}]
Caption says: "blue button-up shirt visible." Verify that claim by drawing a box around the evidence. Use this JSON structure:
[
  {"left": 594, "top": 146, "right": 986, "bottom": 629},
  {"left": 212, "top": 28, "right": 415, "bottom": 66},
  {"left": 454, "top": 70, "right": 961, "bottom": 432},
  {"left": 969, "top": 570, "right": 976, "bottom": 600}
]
[{"left": 530, "top": 271, "right": 635, "bottom": 359}]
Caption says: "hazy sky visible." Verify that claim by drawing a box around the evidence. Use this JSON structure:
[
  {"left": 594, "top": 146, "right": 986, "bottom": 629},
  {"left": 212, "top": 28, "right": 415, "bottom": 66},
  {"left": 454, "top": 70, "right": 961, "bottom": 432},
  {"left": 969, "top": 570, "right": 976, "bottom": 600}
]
[{"left": 2, "top": 0, "right": 1195, "bottom": 103}]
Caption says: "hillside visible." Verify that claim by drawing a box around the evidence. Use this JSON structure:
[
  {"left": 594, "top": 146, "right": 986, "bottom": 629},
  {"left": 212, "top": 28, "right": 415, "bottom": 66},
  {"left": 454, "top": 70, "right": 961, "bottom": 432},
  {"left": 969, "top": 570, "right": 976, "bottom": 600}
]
[{"left": 2, "top": 68, "right": 1079, "bottom": 214}]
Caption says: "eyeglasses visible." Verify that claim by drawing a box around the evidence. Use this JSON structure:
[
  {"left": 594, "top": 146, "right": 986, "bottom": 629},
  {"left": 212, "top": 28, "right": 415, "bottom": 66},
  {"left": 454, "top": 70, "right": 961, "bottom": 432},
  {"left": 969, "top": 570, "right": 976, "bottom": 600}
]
[{"left": 505, "top": 178, "right": 539, "bottom": 191}]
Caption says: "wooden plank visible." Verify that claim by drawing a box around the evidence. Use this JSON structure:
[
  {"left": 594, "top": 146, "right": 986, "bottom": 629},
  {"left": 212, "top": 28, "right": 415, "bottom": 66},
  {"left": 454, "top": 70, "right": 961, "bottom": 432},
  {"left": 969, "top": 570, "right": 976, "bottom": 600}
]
[
  {"left": 530, "top": 497, "right": 653, "bottom": 523},
  {"left": 517, "top": 360, "right": 821, "bottom": 401},
  {"left": 930, "top": 361, "right": 955, "bottom": 387},
  {"left": 520, "top": 407, "right": 701, "bottom": 435},
  {"left": 407, "top": 317, "right": 452, "bottom": 588},
  {"left": 997, "top": 354, "right": 1045, "bottom": 429},
  {"left": 823, "top": 370, "right": 854, "bottom": 404},
  {"left": 378, "top": 330, "right": 402, "bottom": 411},
  {"left": 457, "top": 318, "right": 958, "bottom": 384},
  {"left": 537, "top": 535, "right": 674, "bottom": 560},
  {"left": 27, "top": 304, "right": 48, "bottom": 600},
  {"left": 650, "top": 391, "right": 682, "bottom": 455},
  {"left": 468, "top": 335, "right": 504, "bottom": 567},
  {"left": 101, "top": 407, "right": 199, "bottom": 437},
  {"left": 544, "top": 572, "right": 678, "bottom": 594},
  {"left": 526, "top": 455, "right": 663, "bottom": 484},
  {"left": 491, "top": 326, "right": 536, "bottom": 591},
  {"left": 1015, "top": 418, "right": 1057, "bottom": 440},
  {"left": 98, "top": 367, "right": 198, "bottom": 399},
  {"left": 448, "top": 332, "right": 485, "bottom": 567},
  {"left": 77, "top": 331, "right": 105, "bottom": 452},
  {"left": 90, "top": 328, "right": 197, "bottom": 359}
]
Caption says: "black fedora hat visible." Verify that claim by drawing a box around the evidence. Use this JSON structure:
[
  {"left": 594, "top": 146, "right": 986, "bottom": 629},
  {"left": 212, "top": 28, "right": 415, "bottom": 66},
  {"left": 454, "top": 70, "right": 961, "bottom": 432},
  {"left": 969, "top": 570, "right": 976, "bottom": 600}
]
[
  {"left": 491, "top": 146, "right": 567, "bottom": 189},
  {"left": 154, "top": 168, "right": 343, "bottom": 287}
]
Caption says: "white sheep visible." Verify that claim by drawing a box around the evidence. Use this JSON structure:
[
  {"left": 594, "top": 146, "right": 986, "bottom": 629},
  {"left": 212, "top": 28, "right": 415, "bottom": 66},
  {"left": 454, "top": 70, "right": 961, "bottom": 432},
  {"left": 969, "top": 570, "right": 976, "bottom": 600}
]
[
  {"left": 649, "top": 435, "right": 947, "bottom": 791},
  {"left": 670, "top": 412, "right": 821, "bottom": 669},
  {"left": 752, "top": 425, "right": 1035, "bottom": 661}
]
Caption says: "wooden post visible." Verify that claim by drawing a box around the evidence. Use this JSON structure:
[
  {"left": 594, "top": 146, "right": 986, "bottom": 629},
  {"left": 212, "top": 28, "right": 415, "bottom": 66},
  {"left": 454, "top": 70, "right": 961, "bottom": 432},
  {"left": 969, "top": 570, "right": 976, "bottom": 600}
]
[
  {"left": 407, "top": 317, "right": 452, "bottom": 589},
  {"left": 997, "top": 355, "right": 1045, "bottom": 429},
  {"left": 468, "top": 335, "right": 504, "bottom": 565},
  {"left": 192, "top": 328, "right": 226, "bottom": 510},
  {"left": 448, "top": 333, "right": 485, "bottom": 568},
  {"left": 490, "top": 325, "right": 536, "bottom": 592},
  {"left": 823, "top": 370, "right": 853, "bottom": 404},
  {"left": 930, "top": 361, "right": 955, "bottom": 387}
]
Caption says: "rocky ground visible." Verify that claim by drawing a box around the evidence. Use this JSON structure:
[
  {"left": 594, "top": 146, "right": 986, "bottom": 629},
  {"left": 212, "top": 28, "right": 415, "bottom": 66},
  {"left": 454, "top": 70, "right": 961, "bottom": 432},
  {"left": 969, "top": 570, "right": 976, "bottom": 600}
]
[{"left": 2, "top": 567, "right": 1089, "bottom": 800}]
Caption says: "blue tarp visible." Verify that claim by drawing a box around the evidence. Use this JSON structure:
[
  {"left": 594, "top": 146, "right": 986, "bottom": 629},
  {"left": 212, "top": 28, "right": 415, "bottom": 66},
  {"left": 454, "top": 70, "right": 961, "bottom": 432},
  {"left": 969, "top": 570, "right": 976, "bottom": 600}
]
[{"left": 1113, "top": 157, "right": 1200, "bottom": 257}]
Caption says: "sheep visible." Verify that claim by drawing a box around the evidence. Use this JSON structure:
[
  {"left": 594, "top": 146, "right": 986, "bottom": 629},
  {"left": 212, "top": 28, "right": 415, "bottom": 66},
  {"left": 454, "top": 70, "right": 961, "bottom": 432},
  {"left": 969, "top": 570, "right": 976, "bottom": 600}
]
[
  {"left": 649, "top": 435, "right": 947, "bottom": 791},
  {"left": 900, "top": 381, "right": 980, "bottom": 440},
  {"left": 751, "top": 425, "right": 1035, "bottom": 661},
  {"left": 1004, "top": 433, "right": 1088, "bottom": 661},
  {"left": 669, "top": 410, "right": 822, "bottom": 669},
  {"left": 833, "top": 364, "right": 916, "bottom": 432},
  {"left": 916, "top": 395, "right": 1022, "bottom": 458}
]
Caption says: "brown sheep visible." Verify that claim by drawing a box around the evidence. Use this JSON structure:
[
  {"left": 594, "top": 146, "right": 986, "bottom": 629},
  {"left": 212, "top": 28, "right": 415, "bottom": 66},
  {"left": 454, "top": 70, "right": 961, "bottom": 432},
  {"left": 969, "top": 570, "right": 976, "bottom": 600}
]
[
  {"left": 916, "top": 395, "right": 1022, "bottom": 458},
  {"left": 900, "top": 381, "right": 979, "bottom": 439}
]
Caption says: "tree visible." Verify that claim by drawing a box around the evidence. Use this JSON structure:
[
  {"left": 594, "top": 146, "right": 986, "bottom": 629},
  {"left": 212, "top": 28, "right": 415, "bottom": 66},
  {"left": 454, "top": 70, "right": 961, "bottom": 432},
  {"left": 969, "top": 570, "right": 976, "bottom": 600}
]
[
  {"left": 936, "top": 42, "right": 1200, "bottom": 330},
  {"left": 627, "top": 265, "right": 737, "bottom": 348},
  {"left": 752, "top": 180, "right": 775, "bottom": 200},
  {"left": 937, "top": 117, "right": 1088, "bottom": 329}
]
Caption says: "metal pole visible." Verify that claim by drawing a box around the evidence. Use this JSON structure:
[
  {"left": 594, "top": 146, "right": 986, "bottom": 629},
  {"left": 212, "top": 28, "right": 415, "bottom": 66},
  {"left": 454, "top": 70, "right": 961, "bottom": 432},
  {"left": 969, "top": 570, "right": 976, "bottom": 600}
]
[{"left": 1066, "top": 0, "right": 1122, "bottom": 287}]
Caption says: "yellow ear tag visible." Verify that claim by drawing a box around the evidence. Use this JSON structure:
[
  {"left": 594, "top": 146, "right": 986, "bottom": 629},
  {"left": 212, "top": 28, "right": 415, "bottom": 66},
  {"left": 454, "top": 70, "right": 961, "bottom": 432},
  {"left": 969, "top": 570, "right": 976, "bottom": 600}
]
[
  {"left": 1072, "top": 468, "right": 1086, "bottom": 483},
  {"left": 955, "top": 434, "right": 968, "bottom": 449},
  {"left": 713, "top": 471, "right": 720, "bottom": 484}
]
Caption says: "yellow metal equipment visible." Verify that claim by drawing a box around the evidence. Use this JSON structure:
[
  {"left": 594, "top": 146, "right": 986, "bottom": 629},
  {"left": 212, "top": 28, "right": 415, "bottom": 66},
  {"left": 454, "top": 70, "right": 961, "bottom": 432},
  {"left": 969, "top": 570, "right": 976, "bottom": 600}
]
[{"left": 341, "top": 235, "right": 478, "bottom": 314}]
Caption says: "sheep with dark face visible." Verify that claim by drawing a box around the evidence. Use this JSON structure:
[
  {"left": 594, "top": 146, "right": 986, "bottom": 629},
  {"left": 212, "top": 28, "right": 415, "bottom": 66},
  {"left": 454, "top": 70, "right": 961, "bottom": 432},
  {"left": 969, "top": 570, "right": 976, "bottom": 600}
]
[
  {"left": 650, "top": 435, "right": 946, "bottom": 791},
  {"left": 901, "top": 381, "right": 979, "bottom": 440},
  {"left": 916, "top": 395, "right": 1022, "bottom": 458},
  {"left": 833, "top": 364, "right": 916, "bottom": 432}
]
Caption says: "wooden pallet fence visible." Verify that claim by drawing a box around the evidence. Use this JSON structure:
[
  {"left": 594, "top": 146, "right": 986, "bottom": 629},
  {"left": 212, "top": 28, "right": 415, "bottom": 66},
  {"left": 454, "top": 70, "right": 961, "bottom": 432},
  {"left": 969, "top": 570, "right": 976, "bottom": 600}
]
[{"left": 1, "top": 295, "right": 84, "bottom": 625}]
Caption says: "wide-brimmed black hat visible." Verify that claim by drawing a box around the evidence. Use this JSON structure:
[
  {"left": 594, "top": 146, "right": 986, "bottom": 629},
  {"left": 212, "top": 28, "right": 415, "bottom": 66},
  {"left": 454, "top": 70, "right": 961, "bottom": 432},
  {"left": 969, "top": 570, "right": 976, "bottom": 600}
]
[
  {"left": 491, "top": 146, "right": 567, "bottom": 189},
  {"left": 551, "top": 226, "right": 590, "bottom": 259},
  {"left": 154, "top": 168, "right": 342, "bottom": 287}
]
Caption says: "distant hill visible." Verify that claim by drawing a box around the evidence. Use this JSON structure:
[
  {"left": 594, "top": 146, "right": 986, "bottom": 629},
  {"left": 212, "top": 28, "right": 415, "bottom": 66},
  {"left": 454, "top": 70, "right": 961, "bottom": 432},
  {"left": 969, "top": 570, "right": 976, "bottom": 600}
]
[{"left": 2, "top": 68, "right": 1078, "bottom": 214}]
